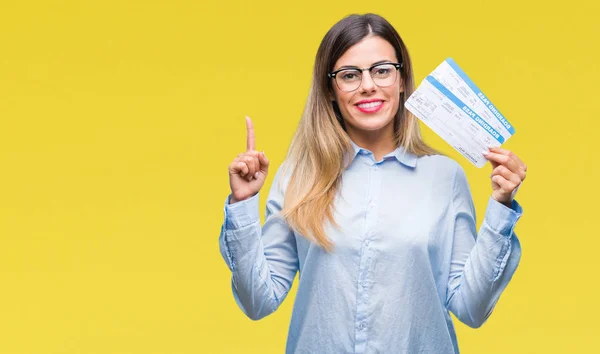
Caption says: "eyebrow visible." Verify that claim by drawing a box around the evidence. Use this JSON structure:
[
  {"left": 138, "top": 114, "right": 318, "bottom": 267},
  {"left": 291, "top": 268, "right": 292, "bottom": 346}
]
[{"left": 335, "top": 60, "right": 393, "bottom": 71}]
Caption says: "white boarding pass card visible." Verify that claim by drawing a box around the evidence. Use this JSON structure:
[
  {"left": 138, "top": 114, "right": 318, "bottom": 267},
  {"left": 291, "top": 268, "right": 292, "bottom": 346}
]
[{"left": 405, "top": 58, "right": 515, "bottom": 168}]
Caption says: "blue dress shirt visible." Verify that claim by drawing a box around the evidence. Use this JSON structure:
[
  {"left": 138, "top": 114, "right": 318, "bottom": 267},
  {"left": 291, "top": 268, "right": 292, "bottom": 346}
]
[{"left": 219, "top": 141, "right": 523, "bottom": 353}]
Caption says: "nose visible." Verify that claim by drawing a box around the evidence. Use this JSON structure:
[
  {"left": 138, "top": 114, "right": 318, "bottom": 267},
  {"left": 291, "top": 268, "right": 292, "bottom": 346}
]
[{"left": 360, "top": 71, "right": 377, "bottom": 92}]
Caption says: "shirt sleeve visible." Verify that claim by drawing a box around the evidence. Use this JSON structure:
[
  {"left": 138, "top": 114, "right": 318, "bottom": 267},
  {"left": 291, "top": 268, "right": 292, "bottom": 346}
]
[
  {"left": 445, "top": 163, "right": 523, "bottom": 328},
  {"left": 218, "top": 165, "right": 299, "bottom": 321}
]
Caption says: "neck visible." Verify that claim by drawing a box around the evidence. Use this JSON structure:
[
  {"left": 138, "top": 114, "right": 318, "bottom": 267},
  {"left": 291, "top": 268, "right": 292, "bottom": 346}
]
[{"left": 347, "top": 128, "right": 396, "bottom": 161}]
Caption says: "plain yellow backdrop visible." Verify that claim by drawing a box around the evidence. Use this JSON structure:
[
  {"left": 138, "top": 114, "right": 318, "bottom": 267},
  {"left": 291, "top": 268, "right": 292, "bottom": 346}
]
[{"left": 1, "top": 0, "right": 598, "bottom": 353}]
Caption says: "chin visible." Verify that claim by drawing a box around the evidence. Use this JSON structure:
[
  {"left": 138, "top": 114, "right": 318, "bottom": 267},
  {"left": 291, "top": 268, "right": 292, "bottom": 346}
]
[{"left": 349, "top": 113, "right": 394, "bottom": 131}]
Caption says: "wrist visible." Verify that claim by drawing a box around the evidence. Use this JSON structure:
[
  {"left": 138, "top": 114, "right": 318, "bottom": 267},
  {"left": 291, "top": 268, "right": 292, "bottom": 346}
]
[
  {"left": 229, "top": 193, "right": 256, "bottom": 205},
  {"left": 492, "top": 195, "right": 512, "bottom": 209},
  {"left": 229, "top": 195, "right": 241, "bottom": 204}
]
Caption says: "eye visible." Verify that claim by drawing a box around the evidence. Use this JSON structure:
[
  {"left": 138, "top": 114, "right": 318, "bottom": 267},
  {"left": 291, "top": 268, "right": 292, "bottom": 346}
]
[
  {"left": 372, "top": 65, "right": 393, "bottom": 77},
  {"left": 339, "top": 70, "right": 361, "bottom": 81}
]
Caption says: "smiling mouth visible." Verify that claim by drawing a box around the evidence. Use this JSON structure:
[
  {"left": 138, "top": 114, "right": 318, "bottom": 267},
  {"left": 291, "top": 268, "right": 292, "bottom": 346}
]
[
  {"left": 356, "top": 101, "right": 383, "bottom": 109},
  {"left": 355, "top": 100, "right": 384, "bottom": 113}
]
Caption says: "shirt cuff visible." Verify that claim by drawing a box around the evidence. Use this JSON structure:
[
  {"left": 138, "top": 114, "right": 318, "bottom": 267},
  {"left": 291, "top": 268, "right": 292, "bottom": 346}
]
[
  {"left": 483, "top": 197, "right": 524, "bottom": 236},
  {"left": 224, "top": 193, "right": 260, "bottom": 230}
]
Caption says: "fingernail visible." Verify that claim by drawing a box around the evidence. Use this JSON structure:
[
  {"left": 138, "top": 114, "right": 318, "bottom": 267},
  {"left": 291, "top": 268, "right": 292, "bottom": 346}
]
[
  {"left": 254, "top": 172, "right": 259, "bottom": 179},
  {"left": 482, "top": 151, "right": 489, "bottom": 155}
]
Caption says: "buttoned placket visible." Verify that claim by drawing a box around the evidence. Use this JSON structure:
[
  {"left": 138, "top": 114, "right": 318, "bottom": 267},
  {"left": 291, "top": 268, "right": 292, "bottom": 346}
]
[{"left": 354, "top": 154, "right": 382, "bottom": 353}]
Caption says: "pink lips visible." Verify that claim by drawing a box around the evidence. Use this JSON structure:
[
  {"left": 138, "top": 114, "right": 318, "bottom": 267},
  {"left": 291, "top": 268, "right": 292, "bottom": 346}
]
[{"left": 355, "top": 100, "right": 384, "bottom": 113}]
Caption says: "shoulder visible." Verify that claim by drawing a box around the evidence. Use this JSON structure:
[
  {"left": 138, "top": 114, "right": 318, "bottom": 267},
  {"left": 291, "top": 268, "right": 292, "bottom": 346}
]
[
  {"left": 269, "top": 160, "right": 294, "bottom": 195},
  {"left": 415, "top": 154, "right": 472, "bottom": 199},
  {"left": 415, "top": 154, "right": 464, "bottom": 180}
]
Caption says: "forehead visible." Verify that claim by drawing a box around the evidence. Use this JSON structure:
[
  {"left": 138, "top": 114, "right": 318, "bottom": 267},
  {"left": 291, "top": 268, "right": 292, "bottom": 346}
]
[{"left": 334, "top": 35, "right": 397, "bottom": 69}]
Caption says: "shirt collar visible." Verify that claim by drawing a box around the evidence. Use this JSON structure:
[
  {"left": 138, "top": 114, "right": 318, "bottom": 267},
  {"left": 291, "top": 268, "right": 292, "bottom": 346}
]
[{"left": 349, "top": 139, "right": 418, "bottom": 169}]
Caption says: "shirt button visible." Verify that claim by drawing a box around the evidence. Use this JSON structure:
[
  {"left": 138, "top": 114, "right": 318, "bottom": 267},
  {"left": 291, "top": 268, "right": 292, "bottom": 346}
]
[
  {"left": 359, "top": 322, "right": 367, "bottom": 331},
  {"left": 364, "top": 239, "right": 370, "bottom": 247},
  {"left": 362, "top": 282, "right": 368, "bottom": 289}
]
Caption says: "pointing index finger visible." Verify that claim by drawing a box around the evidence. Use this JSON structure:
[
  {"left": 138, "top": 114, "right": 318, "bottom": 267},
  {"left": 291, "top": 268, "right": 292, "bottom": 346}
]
[{"left": 246, "top": 116, "right": 255, "bottom": 151}]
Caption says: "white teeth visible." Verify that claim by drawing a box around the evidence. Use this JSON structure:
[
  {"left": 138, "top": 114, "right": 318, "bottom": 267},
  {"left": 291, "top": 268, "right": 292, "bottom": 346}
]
[{"left": 357, "top": 101, "right": 382, "bottom": 109}]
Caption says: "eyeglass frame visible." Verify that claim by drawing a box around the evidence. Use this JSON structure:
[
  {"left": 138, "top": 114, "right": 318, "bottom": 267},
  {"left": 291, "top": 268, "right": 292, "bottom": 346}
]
[{"left": 327, "top": 62, "right": 403, "bottom": 92}]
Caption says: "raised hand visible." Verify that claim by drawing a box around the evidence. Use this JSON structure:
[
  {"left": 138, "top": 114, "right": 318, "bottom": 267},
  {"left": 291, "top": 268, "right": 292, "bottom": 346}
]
[
  {"left": 483, "top": 147, "right": 527, "bottom": 207},
  {"left": 228, "top": 116, "right": 270, "bottom": 204}
]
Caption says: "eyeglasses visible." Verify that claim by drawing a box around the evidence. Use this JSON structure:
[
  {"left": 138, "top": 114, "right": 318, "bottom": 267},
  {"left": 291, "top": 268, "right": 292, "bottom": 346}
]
[{"left": 328, "top": 62, "right": 403, "bottom": 92}]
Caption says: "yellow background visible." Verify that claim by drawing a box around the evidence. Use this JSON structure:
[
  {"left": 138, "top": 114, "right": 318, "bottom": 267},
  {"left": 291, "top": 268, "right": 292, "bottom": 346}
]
[{"left": 1, "top": 0, "right": 598, "bottom": 353}]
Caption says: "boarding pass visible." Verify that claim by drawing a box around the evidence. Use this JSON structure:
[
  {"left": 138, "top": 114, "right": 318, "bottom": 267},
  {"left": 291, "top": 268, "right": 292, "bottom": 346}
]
[{"left": 405, "top": 58, "right": 515, "bottom": 168}]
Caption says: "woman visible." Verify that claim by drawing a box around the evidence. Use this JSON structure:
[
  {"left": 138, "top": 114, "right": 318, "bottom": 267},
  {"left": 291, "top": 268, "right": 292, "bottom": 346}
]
[{"left": 219, "top": 13, "right": 527, "bottom": 354}]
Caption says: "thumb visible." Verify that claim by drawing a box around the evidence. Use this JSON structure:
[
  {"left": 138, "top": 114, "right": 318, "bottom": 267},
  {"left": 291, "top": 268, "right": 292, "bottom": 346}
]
[{"left": 258, "top": 151, "right": 270, "bottom": 175}]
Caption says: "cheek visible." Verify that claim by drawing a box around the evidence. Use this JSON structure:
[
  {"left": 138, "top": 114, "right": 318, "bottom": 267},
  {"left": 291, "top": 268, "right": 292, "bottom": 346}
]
[
  {"left": 336, "top": 90, "right": 353, "bottom": 105},
  {"left": 385, "top": 88, "right": 402, "bottom": 109},
  {"left": 391, "top": 95, "right": 401, "bottom": 110},
  {"left": 336, "top": 93, "right": 356, "bottom": 115}
]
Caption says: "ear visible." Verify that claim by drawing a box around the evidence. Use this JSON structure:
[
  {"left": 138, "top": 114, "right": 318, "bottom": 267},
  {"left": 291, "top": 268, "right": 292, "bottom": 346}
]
[
  {"left": 399, "top": 77, "right": 405, "bottom": 94},
  {"left": 328, "top": 88, "right": 337, "bottom": 102}
]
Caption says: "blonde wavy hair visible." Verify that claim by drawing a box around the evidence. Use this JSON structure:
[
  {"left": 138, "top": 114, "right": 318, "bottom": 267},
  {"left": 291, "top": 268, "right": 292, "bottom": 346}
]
[{"left": 280, "top": 13, "right": 438, "bottom": 251}]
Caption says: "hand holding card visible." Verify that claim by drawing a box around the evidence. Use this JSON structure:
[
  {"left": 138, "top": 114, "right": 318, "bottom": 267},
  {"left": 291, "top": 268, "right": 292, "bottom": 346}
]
[{"left": 406, "top": 58, "right": 515, "bottom": 168}]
